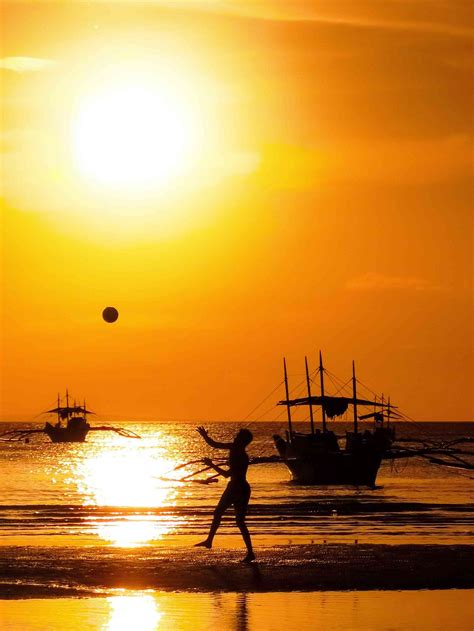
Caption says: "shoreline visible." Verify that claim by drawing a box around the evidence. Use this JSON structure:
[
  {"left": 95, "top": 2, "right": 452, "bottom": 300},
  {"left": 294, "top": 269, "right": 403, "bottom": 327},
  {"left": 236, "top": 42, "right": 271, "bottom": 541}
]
[{"left": 1, "top": 543, "right": 473, "bottom": 598}]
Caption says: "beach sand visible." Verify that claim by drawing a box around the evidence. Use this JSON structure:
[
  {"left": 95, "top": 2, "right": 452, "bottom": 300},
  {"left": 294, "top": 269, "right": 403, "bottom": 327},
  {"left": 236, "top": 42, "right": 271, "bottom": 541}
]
[{"left": 1, "top": 543, "right": 473, "bottom": 598}]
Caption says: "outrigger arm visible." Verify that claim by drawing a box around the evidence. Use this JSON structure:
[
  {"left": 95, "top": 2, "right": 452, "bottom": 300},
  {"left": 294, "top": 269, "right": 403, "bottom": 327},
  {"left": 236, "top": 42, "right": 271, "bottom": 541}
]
[
  {"left": 0, "top": 425, "right": 141, "bottom": 441},
  {"left": 0, "top": 429, "right": 47, "bottom": 442},
  {"left": 87, "top": 426, "right": 141, "bottom": 438}
]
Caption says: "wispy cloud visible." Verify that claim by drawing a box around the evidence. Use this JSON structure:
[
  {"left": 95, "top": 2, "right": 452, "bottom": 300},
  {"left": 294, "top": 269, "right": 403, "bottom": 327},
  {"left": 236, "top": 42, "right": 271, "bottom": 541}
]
[
  {"left": 0, "top": 57, "right": 58, "bottom": 73},
  {"left": 347, "top": 273, "right": 443, "bottom": 292},
  {"left": 125, "top": 1, "right": 473, "bottom": 38},
  {"left": 12, "top": 2, "right": 467, "bottom": 38},
  {"left": 227, "top": 6, "right": 472, "bottom": 39}
]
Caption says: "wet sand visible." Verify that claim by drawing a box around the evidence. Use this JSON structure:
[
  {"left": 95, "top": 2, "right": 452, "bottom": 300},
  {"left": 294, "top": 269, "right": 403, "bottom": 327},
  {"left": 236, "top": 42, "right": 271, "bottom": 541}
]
[{"left": 1, "top": 544, "right": 473, "bottom": 597}]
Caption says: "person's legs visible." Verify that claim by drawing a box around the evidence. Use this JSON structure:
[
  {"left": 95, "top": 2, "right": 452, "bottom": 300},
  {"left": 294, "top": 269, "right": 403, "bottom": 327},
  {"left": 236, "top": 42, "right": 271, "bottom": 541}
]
[
  {"left": 195, "top": 485, "right": 232, "bottom": 548},
  {"left": 235, "top": 510, "right": 254, "bottom": 560},
  {"left": 234, "top": 484, "right": 254, "bottom": 562}
]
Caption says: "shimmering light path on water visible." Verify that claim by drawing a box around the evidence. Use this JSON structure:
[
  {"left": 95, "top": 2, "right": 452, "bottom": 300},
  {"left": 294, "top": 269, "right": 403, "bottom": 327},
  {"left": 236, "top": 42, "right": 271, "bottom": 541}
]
[
  {"left": 0, "top": 589, "right": 472, "bottom": 631},
  {"left": 0, "top": 422, "right": 472, "bottom": 547}
]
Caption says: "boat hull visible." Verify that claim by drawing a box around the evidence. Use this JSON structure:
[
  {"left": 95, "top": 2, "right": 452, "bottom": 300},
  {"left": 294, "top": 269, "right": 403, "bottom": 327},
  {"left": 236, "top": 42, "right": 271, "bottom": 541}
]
[
  {"left": 44, "top": 422, "right": 89, "bottom": 443},
  {"left": 274, "top": 435, "right": 383, "bottom": 486}
]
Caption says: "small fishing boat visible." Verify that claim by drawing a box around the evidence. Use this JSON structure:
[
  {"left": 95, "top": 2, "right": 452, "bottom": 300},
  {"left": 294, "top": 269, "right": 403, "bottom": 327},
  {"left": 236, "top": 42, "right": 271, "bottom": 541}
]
[
  {"left": 43, "top": 394, "right": 92, "bottom": 443},
  {"left": 273, "top": 353, "right": 396, "bottom": 486},
  {"left": 1, "top": 391, "right": 141, "bottom": 443}
]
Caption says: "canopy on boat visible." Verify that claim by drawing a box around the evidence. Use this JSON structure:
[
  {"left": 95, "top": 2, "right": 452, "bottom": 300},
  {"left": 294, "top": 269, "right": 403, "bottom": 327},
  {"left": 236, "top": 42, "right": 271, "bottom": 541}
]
[
  {"left": 46, "top": 405, "right": 95, "bottom": 419},
  {"left": 277, "top": 395, "right": 392, "bottom": 419}
]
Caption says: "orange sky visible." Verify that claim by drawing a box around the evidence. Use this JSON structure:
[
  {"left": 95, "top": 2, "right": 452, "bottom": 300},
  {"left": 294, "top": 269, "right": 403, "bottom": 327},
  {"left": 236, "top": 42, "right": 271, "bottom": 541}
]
[{"left": 1, "top": 1, "right": 472, "bottom": 421}]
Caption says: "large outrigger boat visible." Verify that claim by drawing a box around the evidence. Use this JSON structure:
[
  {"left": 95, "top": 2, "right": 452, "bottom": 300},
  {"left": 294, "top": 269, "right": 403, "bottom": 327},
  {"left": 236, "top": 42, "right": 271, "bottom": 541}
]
[
  {"left": 273, "top": 353, "right": 396, "bottom": 486},
  {"left": 1, "top": 392, "right": 140, "bottom": 443}
]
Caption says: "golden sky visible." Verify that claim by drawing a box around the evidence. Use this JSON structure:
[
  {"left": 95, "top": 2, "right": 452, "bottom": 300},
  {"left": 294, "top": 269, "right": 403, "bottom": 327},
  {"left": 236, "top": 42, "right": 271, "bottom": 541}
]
[{"left": 1, "top": 1, "right": 472, "bottom": 421}]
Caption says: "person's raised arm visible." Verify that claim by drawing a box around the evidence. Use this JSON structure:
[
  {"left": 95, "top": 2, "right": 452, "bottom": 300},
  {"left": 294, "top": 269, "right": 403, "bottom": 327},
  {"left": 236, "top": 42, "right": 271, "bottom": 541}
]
[{"left": 196, "top": 426, "right": 233, "bottom": 449}]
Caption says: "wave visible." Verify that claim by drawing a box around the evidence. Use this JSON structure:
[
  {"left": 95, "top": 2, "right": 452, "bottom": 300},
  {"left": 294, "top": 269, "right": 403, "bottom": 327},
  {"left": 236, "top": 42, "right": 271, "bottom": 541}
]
[{"left": 0, "top": 500, "right": 473, "bottom": 514}]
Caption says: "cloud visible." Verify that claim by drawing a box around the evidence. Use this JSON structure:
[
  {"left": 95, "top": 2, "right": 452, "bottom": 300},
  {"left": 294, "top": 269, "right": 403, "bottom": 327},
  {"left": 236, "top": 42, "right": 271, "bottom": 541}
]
[
  {"left": 108, "top": 1, "right": 472, "bottom": 38},
  {"left": 8, "top": 2, "right": 468, "bottom": 38},
  {"left": 0, "top": 57, "right": 58, "bottom": 73},
  {"left": 347, "top": 273, "right": 443, "bottom": 292}
]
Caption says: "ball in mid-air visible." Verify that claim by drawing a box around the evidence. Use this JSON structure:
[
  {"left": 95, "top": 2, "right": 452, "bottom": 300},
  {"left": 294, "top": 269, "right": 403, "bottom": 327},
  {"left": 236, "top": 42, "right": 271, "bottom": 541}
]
[{"left": 102, "top": 306, "right": 119, "bottom": 323}]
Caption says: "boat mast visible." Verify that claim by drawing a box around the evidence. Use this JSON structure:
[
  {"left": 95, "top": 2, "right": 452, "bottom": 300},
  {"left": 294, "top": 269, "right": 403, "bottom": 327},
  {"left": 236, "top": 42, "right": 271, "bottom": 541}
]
[
  {"left": 352, "top": 361, "right": 358, "bottom": 434},
  {"left": 319, "top": 351, "right": 327, "bottom": 433},
  {"left": 304, "top": 356, "right": 315, "bottom": 435},
  {"left": 387, "top": 396, "right": 391, "bottom": 428},
  {"left": 66, "top": 389, "right": 70, "bottom": 422},
  {"left": 283, "top": 357, "right": 293, "bottom": 441},
  {"left": 57, "top": 393, "right": 61, "bottom": 425}
]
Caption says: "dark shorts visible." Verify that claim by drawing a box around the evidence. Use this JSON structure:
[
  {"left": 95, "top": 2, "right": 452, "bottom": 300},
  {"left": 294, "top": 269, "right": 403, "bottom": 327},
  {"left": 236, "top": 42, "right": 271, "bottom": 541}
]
[{"left": 216, "top": 480, "right": 251, "bottom": 517}]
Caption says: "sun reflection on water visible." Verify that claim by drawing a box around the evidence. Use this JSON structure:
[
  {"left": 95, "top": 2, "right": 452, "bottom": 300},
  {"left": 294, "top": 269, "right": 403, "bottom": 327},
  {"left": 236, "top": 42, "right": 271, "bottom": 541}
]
[
  {"left": 78, "top": 449, "right": 172, "bottom": 507},
  {"left": 74, "top": 437, "right": 181, "bottom": 546}
]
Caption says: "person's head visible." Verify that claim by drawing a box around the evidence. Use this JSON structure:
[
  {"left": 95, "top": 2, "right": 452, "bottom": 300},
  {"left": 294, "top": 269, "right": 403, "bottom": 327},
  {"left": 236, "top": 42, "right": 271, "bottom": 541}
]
[{"left": 234, "top": 428, "right": 253, "bottom": 447}]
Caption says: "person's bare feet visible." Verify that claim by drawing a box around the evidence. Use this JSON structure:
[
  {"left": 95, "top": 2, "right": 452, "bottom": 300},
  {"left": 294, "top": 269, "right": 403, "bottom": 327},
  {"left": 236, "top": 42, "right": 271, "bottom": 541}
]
[
  {"left": 194, "top": 539, "right": 212, "bottom": 549},
  {"left": 241, "top": 552, "right": 255, "bottom": 563}
]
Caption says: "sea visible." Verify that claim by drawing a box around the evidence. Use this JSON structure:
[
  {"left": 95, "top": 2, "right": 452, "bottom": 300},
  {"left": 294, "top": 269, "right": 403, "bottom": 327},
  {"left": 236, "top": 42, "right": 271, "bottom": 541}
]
[{"left": 0, "top": 420, "right": 473, "bottom": 630}]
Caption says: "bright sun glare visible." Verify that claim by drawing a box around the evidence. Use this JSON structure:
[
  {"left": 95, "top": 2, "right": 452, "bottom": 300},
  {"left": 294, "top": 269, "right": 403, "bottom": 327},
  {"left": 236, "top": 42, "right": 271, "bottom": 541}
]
[
  {"left": 75, "top": 444, "right": 178, "bottom": 546},
  {"left": 73, "top": 83, "right": 195, "bottom": 189}
]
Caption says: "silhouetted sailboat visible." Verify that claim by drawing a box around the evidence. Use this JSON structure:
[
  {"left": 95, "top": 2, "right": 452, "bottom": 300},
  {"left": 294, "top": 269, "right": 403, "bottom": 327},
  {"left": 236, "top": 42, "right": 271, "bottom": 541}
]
[
  {"left": 42, "top": 392, "right": 95, "bottom": 442},
  {"left": 273, "top": 353, "right": 395, "bottom": 486},
  {"left": 1, "top": 391, "right": 141, "bottom": 443}
]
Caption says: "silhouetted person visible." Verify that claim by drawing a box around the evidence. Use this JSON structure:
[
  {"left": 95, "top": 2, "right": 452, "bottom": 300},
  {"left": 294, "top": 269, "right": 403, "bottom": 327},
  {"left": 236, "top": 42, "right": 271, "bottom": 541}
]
[{"left": 195, "top": 426, "right": 255, "bottom": 563}]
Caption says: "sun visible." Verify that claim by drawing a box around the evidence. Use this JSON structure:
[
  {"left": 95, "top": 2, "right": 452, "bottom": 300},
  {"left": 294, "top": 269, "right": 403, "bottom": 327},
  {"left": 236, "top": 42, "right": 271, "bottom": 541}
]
[{"left": 73, "top": 82, "right": 195, "bottom": 190}]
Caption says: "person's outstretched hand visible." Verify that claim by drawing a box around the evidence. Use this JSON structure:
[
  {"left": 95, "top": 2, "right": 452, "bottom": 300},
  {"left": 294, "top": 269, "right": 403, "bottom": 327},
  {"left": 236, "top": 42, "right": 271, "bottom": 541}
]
[{"left": 196, "top": 426, "right": 208, "bottom": 439}]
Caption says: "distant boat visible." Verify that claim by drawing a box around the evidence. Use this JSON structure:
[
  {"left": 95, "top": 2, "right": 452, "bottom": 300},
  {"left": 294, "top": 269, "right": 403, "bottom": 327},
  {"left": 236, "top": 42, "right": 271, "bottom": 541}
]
[
  {"left": 273, "top": 353, "right": 395, "bottom": 486},
  {"left": 44, "top": 393, "right": 92, "bottom": 443},
  {"left": 1, "top": 391, "right": 141, "bottom": 443}
]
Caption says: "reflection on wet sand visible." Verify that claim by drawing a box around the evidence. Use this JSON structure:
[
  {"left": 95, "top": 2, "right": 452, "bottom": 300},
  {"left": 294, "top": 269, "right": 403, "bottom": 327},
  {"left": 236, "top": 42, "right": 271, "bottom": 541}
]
[
  {"left": 95, "top": 518, "right": 169, "bottom": 548},
  {"left": 235, "top": 593, "right": 248, "bottom": 631},
  {"left": 0, "top": 590, "right": 472, "bottom": 631},
  {"left": 107, "top": 594, "right": 161, "bottom": 631}
]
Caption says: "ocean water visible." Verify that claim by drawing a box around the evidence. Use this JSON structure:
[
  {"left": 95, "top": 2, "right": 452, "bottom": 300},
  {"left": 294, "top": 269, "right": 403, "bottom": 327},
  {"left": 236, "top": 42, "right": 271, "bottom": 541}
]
[
  {"left": 1, "top": 421, "right": 473, "bottom": 629},
  {"left": 0, "top": 421, "right": 472, "bottom": 549}
]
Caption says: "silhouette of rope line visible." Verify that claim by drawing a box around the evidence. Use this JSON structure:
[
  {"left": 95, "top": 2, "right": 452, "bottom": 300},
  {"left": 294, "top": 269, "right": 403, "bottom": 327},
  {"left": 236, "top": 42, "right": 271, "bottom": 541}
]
[{"left": 240, "top": 381, "right": 284, "bottom": 423}]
